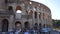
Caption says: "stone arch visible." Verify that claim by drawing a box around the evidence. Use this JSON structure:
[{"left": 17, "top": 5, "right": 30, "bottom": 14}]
[
  {"left": 35, "top": 12, "right": 37, "bottom": 18},
  {"left": 16, "top": 6, "right": 22, "bottom": 11},
  {"left": 16, "top": 6, "right": 22, "bottom": 13},
  {"left": 24, "top": 21, "right": 30, "bottom": 29},
  {"left": 29, "top": 10, "right": 33, "bottom": 15},
  {"left": 34, "top": 23, "right": 38, "bottom": 30},
  {"left": 35, "top": 23, "right": 38, "bottom": 26},
  {"left": 2, "top": 19, "right": 9, "bottom": 32},
  {"left": 8, "top": 6, "right": 13, "bottom": 10},
  {"left": 34, "top": 23, "right": 38, "bottom": 27},
  {"left": 15, "top": 21, "right": 21, "bottom": 30},
  {"left": 43, "top": 24, "right": 45, "bottom": 28},
  {"left": 5, "top": 0, "right": 8, "bottom": 3},
  {"left": 39, "top": 23, "right": 42, "bottom": 28},
  {"left": 39, "top": 12, "right": 41, "bottom": 19}
]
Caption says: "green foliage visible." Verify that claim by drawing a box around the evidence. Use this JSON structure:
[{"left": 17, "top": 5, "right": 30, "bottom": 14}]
[{"left": 52, "top": 20, "right": 60, "bottom": 28}]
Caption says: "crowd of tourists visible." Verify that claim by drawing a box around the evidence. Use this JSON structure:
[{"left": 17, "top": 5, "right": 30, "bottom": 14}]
[{"left": 9, "top": 24, "right": 51, "bottom": 34}]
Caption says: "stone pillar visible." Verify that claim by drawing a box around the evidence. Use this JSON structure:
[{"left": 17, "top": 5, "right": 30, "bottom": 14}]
[
  {"left": 21, "top": 19, "right": 24, "bottom": 29},
  {"left": 41, "top": 9, "right": 44, "bottom": 26},
  {"left": 32, "top": 6, "right": 35, "bottom": 27},
  {"left": 8, "top": 15, "right": 14, "bottom": 32},
  {"left": 0, "top": 19, "right": 2, "bottom": 32},
  {"left": 30, "top": 19, "right": 33, "bottom": 29},
  {"left": 37, "top": 7, "right": 40, "bottom": 26}
]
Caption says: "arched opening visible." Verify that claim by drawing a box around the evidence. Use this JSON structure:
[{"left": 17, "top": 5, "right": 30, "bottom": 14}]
[
  {"left": 5, "top": 0, "right": 8, "bottom": 3},
  {"left": 35, "top": 12, "right": 37, "bottom": 18},
  {"left": 24, "top": 22, "right": 30, "bottom": 29},
  {"left": 29, "top": 10, "right": 33, "bottom": 15},
  {"left": 39, "top": 23, "right": 42, "bottom": 29},
  {"left": 43, "top": 24, "right": 45, "bottom": 28},
  {"left": 43, "top": 13, "right": 44, "bottom": 20},
  {"left": 35, "top": 23, "right": 38, "bottom": 26},
  {"left": 15, "top": 21, "right": 21, "bottom": 30},
  {"left": 16, "top": 6, "right": 22, "bottom": 13},
  {"left": 2, "top": 19, "right": 9, "bottom": 32},
  {"left": 39, "top": 23, "right": 42, "bottom": 31},
  {"left": 8, "top": 6, "right": 13, "bottom": 11},
  {"left": 16, "top": 6, "right": 22, "bottom": 11},
  {"left": 34, "top": 23, "right": 38, "bottom": 30},
  {"left": 33, "top": 7, "right": 36, "bottom": 11},
  {"left": 34, "top": 23, "right": 38, "bottom": 27},
  {"left": 39, "top": 12, "right": 41, "bottom": 19}
]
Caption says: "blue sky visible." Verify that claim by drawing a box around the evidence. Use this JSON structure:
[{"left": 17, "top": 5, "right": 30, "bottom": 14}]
[{"left": 31, "top": 0, "right": 60, "bottom": 20}]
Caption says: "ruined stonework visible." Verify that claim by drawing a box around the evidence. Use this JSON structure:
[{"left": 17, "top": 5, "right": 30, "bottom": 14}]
[{"left": 0, "top": 0, "right": 52, "bottom": 32}]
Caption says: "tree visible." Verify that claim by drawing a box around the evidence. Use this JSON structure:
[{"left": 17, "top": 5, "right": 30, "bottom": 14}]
[{"left": 52, "top": 20, "right": 60, "bottom": 28}]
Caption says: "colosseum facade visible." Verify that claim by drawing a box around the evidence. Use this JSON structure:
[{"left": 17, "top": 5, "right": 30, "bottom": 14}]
[{"left": 0, "top": 0, "right": 52, "bottom": 32}]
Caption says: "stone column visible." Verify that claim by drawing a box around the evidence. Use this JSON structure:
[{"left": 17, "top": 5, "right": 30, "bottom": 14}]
[
  {"left": 32, "top": 6, "right": 35, "bottom": 27},
  {"left": 37, "top": 7, "right": 40, "bottom": 26},
  {"left": 40, "top": 8, "right": 43, "bottom": 27},
  {"left": 21, "top": 19, "right": 25, "bottom": 29},
  {"left": 0, "top": 19, "right": 2, "bottom": 32},
  {"left": 8, "top": 15, "right": 14, "bottom": 32}
]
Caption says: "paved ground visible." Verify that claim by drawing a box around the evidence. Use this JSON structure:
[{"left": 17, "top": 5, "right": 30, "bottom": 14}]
[
  {"left": 1, "top": 29, "right": 60, "bottom": 34},
  {"left": 39, "top": 30, "right": 60, "bottom": 34},
  {"left": 42, "top": 30, "right": 60, "bottom": 34},
  {"left": 50, "top": 30, "right": 60, "bottom": 34}
]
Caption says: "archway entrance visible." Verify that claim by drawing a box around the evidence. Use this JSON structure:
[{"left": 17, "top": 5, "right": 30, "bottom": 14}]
[
  {"left": 43, "top": 24, "right": 45, "bottom": 28},
  {"left": 24, "top": 22, "right": 30, "bottom": 29},
  {"left": 8, "top": 6, "right": 13, "bottom": 11},
  {"left": 29, "top": 10, "right": 33, "bottom": 15},
  {"left": 16, "top": 6, "right": 22, "bottom": 13},
  {"left": 39, "top": 23, "right": 42, "bottom": 28},
  {"left": 2, "top": 19, "right": 9, "bottom": 32},
  {"left": 15, "top": 21, "right": 21, "bottom": 30},
  {"left": 34, "top": 23, "right": 38, "bottom": 30},
  {"left": 16, "top": 6, "right": 22, "bottom": 11}
]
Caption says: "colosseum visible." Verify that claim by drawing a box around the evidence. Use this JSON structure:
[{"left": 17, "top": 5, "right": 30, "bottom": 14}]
[{"left": 0, "top": 0, "right": 52, "bottom": 32}]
